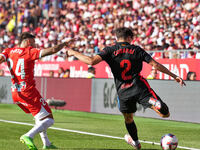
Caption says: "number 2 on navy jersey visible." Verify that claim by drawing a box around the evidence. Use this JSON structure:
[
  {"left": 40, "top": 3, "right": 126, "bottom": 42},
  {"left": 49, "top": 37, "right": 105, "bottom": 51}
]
[
  {"left": 120, "top": 59, "right": 132, "bottom": 80},
  {"left": 7, "top": 58, "right": 25, "bottom": 79}
]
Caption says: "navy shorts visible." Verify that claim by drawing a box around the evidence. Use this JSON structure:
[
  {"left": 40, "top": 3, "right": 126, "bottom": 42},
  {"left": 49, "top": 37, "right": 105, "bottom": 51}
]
[{"left": 117, "top": 76, "right": 169, "bottom": 115}]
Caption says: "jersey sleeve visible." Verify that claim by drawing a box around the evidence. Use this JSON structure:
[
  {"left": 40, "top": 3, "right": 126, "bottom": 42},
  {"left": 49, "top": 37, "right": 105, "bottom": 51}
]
[
  {"left": 97, "top": 47, "right": 111, "bottom": 61},
  {"left": 30, "top": 48, "right": 43, "bottom": 61},
  {"left": 0, "top": 48, "right": 10, "bottom": 61},
  {"left": 136, "top": 46, "right": 152, "bottom": 63}
]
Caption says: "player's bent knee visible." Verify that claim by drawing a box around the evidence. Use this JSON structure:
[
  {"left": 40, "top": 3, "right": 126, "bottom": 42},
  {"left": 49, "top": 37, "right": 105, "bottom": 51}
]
[
  {"left": 125, "top": 118, "right": 133, "bottom": 124},
  {"left": 46, "top": 118, "right": 54, "bottom": 127},
  {"left": 41, "top": 118, "right": 54, "bottom": 129},
  {"left": 123, "top": 113, "right": 133, "bottom": 123}
]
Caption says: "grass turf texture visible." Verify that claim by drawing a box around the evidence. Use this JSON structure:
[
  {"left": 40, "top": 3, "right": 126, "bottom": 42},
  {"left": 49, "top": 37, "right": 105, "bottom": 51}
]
[{"left": 0, "top": 104, "right": 199, "bottom": 150}]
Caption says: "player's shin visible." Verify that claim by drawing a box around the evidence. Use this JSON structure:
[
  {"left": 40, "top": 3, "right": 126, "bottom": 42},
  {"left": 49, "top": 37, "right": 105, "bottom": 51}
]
[
  {"left": 124, "top": 120, "right": 141, "bottom": 149},
  {"left": 40, "top": 131, "right": 51, "bottom": 147},
  {"left": 37, "top": 118, "right": 56, "bottom": 148},
  {"left": 125, "top": 121, "right": 138, "bottom": 141}
]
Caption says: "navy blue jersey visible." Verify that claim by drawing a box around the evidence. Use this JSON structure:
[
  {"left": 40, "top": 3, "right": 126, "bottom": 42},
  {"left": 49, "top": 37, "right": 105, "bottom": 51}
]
[{"left": 98, "top": 42, "right": 152, "bottom": 93}]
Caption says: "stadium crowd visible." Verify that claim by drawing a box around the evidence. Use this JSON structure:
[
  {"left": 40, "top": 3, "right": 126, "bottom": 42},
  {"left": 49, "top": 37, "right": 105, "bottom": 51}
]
[{"left": 0, "top": 0, "right": 200, "bottom": 61}]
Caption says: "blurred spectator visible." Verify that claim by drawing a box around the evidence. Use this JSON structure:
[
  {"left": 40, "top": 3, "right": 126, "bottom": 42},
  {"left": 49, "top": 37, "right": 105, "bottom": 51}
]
[
  {"left": 49, "top": 70, "right": 54, "bottom": 77},
  {"left": 147, "top": 68, "right": 158, "bottom": 79},
  {"left": 0, "top": 69, "right": 4, "bottom": 76},
  {"left": 194, "top": 44, "right": 200, "bottom": 59},
  {"left": 86, "top": 66, "right": 95, "bottom": 78},
  {"left": 186, "top": 71, "right": 196, "bottom": 81},
  {"left": 0, "top": 0, "right": 200, "bottom": 60},
  {"left": 151, "top": 45, "right": 163, "bottom": 60},
  {"left": 58, "top": 67, "right": 65, "bottom": 78},
  {"left": 63, "top": 69, "right": 70, "bottom": 78}
]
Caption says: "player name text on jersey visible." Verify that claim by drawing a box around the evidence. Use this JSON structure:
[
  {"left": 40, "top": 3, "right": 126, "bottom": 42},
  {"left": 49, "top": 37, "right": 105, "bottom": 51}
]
[
  {"left": 113, "top": 48, "right": 134, "bottom": 56},
  {"left": 11, "top": 49, "right": 23, "bottom": 54}
]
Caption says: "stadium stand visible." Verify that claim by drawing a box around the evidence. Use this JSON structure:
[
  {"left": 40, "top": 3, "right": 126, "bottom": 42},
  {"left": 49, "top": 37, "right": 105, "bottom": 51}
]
[{"left": 0, "top": 0, "right": 200, "bottom": 61}]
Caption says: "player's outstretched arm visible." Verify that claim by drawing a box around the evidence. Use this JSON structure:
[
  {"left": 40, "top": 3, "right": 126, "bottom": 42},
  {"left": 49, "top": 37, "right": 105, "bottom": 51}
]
[
  {"left": 0, "top": 55, "right": 5, "bottom": 64},
  {"left": 149, "top": 59, "right": 186, "bottom": 86},
  {"left": 67, "top": 49, "right": 102, "bottom": 65},
  {"left": 40, "top": 39, "right": 76, "bottom": 58}
]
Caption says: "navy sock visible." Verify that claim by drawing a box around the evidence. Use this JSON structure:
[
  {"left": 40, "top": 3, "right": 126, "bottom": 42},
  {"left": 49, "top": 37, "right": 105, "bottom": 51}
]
[{"left": 125, "top": 121, "right": 138, "bottom": 141}]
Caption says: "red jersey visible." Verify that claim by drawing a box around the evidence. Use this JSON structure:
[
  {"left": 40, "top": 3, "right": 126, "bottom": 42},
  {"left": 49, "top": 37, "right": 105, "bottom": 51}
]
[{"left": 0, "top": 46, "right": 42, "bottom": 92}]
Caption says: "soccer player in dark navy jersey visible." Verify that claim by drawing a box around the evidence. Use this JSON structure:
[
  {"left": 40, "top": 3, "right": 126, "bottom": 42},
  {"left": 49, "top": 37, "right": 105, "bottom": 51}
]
[{"left": 67, "top": 27, "right": 185, "bottom": 150}]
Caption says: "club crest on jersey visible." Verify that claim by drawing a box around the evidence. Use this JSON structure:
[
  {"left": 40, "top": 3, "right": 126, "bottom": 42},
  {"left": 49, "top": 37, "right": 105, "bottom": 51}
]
[
  {"left": 120, "top": 83, "right": 133, "bottom": 89},
  {"left": 11, "top": 49, "right": 23, "bottom": 54}
]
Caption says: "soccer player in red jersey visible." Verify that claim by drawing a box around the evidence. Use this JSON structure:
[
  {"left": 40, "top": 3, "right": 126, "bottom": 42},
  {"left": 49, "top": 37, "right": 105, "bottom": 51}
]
[
  {"left": 67, "top": 27, "right": 186, "bottom": 150},
  {"left": 0, "top": 32, "right": 74, "bottom": 150}
]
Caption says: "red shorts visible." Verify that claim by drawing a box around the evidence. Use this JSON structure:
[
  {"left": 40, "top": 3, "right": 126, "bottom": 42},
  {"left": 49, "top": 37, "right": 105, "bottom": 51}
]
[{"left": 12, "top": 87, "right": 52, "bottom": 118}]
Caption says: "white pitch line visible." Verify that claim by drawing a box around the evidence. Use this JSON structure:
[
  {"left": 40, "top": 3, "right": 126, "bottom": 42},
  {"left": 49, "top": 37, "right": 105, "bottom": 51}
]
[{"left": 0, "top": 119, "right": 199, "bottom": 150}]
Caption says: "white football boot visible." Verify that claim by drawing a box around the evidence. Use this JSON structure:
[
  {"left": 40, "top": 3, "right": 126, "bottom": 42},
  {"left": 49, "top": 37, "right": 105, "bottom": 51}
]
[{"left": 124, "top": 134, "right": 141, "bottom": 150}]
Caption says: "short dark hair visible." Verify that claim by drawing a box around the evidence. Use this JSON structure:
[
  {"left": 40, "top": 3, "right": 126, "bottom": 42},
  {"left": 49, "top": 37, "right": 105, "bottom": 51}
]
[
  {"left": 88, "top": 66, "right": 95, "bottom": 72},
  {"left": 65, "top": 69, "right": 70, "bottom": 72},
  {"left": 19, "top": 32, "right": 35, "bottom": 44},
  {"left": 186, "top": 71, "right": 196, "bottom": 80},
  {"left": 114, "top": 27, "right": 133, "bottom": 39}
]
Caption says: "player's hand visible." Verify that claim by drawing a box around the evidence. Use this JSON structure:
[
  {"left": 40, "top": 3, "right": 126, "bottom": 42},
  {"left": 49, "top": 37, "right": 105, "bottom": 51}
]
[
  {"left": 175, "top": 76, "right": 186, "bottom": 87},
  {"left": 66, "top": 49, "right": 75, "bottom": 57}
]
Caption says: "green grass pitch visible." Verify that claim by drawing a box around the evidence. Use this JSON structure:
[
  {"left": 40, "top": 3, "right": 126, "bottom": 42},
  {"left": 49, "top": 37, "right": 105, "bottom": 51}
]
[{"left": 0, "top": 104, "right": 199, "bottom": 150}]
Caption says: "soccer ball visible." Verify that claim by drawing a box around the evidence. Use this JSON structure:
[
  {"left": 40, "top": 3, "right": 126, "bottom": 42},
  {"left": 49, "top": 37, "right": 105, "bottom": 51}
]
[{"left": 160, "top": 134, "right": 178, "bottom": 150}]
